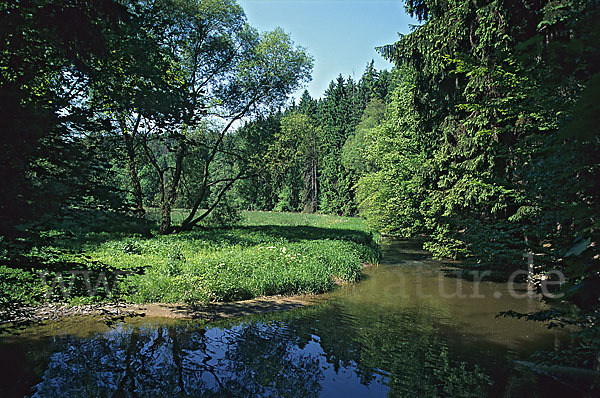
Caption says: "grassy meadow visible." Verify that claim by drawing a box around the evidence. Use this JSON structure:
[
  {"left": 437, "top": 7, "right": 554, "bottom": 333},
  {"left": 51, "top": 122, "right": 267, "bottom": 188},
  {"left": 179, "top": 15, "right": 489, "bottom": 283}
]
[{"left": 1, "top": 211, "right": 380, "bottom": 307}]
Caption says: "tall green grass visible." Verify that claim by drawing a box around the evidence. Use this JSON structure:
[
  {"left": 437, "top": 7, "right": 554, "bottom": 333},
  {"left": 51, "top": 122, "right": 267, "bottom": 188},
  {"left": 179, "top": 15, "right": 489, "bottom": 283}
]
[{"left": 1, "top": 211, "right": 380, "bottom": 306}]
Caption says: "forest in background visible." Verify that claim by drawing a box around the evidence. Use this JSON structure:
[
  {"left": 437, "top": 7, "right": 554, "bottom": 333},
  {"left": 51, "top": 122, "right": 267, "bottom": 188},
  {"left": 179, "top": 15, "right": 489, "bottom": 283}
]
[
  {"left": 235, "top": 0, "right": 600, "bottom": 369},
  {"left": 1, "top": 0, "right": 599, "bottom": 373}
]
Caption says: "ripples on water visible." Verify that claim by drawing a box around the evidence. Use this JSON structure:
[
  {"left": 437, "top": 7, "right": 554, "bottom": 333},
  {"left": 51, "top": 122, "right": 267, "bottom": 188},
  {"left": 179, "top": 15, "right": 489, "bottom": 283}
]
[{"left": 0, "top": 239, "right": 582, "bottom": 397}]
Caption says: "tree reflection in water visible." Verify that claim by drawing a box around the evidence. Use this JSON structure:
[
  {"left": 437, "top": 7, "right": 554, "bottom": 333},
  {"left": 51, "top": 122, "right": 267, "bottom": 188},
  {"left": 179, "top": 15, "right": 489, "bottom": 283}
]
[
  {"left": 25, "top": 300, "right": 498, "bottom": 398},
  {"left": 30, "top": 323, "right": 322, "bottom": 397}
]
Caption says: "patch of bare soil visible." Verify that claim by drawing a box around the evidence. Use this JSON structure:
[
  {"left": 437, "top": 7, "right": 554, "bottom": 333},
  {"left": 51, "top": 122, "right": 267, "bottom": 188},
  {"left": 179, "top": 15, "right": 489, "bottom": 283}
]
[
  {"left": 126, "top": 295, "right": 313, "bottom": 321},
  {"left": 1, "top": 295, "right": 316, "bottom": 329}
]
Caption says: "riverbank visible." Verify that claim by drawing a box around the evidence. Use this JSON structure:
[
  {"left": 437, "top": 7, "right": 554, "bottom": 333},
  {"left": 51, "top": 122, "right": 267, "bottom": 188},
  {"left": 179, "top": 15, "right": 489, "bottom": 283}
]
[
  {"left": 1, "top": 294, "right": 318, "bottom": 328},
  {"left": 1, "top": 238, "right": 585, "bottom": 398},
  {"left": 0, "top": 211, "right": 380, "bottom": 322}
]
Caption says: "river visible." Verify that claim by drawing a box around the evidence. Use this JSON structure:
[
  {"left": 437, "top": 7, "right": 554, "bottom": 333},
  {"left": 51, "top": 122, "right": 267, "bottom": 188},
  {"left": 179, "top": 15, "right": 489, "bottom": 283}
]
[{"left": 0, "top": 239, "right": 581, "bottom": 397}]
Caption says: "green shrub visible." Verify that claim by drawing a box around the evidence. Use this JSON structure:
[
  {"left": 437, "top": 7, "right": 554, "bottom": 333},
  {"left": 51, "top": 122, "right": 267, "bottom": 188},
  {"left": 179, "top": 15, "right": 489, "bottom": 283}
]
[{"left": 0, "top": 266, "right": 46, "bottom": 308}]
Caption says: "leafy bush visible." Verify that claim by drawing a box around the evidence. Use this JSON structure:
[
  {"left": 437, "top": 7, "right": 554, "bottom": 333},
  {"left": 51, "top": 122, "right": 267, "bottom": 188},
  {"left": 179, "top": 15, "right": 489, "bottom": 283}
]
[{"left": 0, "top": 266, "right": 46, "bottom": 308}]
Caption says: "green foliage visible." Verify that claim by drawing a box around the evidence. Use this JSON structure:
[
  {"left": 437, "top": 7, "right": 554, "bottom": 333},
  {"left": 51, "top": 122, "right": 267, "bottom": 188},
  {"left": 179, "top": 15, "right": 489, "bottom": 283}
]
[
  {"left": 233, "top": 112, "right": 283, "bottom": 211},
  {"left": 0, "top": 212, "right": 379, "bottom": 307},
  {"left": 201, "top": 194, "right": 243, "bottom": 228},
  {"left": 362, "top": 0, "right": 600, "bottom": 372},
  {"left": 270, "top": 111, "right": 322, "bottom": 212},
  {"left": 0, "top": 266, "right": 45, "bottom": 308},
  {"left": 317, "top": 75, "right": 363, "bottom": 216},
  {"left": 356, "top": 67, "right": 427, "bottom": 236},
  {"left": 232, "top": 61, "right": 394, "bottom": 217},
  {"left": 0, "top": 0, "right": 135, "bottom": 237},
  {"left": 342, "top": 97, "right": 386, "bottom": 176},
  {"left": 361, "top": 0, "right": 599, "bottom": 262}
]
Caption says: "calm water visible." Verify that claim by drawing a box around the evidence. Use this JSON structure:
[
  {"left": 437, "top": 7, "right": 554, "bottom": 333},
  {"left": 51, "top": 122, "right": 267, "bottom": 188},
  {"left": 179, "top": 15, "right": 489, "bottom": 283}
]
[{"left": 0, "top": 239, "right": 581, "bottom": 397}]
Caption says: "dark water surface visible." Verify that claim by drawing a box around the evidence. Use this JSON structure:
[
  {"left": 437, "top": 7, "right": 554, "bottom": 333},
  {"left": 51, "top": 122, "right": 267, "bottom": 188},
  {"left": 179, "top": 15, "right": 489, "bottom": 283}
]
[{"left": 0, "top": 239, "right": 581, "bottom": 397}]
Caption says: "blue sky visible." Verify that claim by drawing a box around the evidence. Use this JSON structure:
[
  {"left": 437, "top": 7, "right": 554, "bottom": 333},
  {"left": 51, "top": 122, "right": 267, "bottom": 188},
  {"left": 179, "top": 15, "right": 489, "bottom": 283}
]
[{"left": 237, "top": 0, "right": 418, "bottom": 100}]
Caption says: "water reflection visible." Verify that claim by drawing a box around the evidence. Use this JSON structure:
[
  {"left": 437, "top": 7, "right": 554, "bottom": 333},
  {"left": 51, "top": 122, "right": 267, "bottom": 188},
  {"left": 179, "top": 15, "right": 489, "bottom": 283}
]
[
  {"left": 1, "top": 303, "right": 571, "bottom": 397},
  {"left": 10, "top": 310, "right": 488, "bottom": 397},
  {"left": 0, "top": 240, "right": 581, "bottom": 397}
]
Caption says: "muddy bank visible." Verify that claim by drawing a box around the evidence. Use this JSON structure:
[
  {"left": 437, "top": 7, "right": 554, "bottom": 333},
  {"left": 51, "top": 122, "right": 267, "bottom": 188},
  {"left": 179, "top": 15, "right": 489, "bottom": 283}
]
[
  {"left": 1, "top": 267, "right": 378, "bottom": 328},
  {"left": 127, "top": 296, "right": 312, "bottom": 320},
  {"left": 0, "top": 295, "right": 314, "bottom": 329}
]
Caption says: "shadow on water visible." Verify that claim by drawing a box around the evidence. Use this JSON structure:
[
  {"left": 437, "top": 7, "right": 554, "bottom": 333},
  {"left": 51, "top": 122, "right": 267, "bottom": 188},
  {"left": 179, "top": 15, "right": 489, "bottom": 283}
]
[{"left": 0, "top": 239, "right": 588, "bottom": 397}]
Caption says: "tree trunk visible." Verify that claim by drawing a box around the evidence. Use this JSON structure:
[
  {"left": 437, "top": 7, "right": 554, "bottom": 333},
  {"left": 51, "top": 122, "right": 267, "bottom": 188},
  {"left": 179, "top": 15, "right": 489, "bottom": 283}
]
[
  {"left": 313, "top": 158, "right": 318, "bottom": 212},
  {"left": 119, "top": 113, "right": 145, "bottom": 217},
  {"left": 123, "top": 132, "right": 145, "bottom": 217},
  {"left": 303, "top": 157, "right": 318, "bottom": 213},
  {"left": 158, "top": 139, "right": 186, "bottom": 234},
  {"left": 159, "top": 196, "right": 172, "bottom": 234},
  {"left": 177, "top": 173, "right": 241, "bottom": 231}
]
